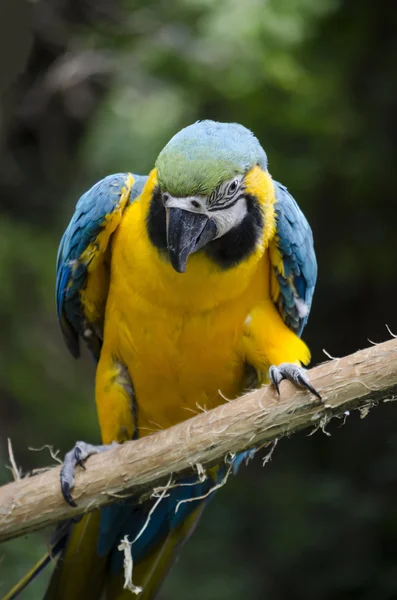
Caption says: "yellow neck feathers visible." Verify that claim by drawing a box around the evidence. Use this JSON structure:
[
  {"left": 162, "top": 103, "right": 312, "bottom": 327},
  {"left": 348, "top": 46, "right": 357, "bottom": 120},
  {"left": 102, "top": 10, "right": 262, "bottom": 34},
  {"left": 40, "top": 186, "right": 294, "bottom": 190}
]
[{"left": 243, "top": 165, "right": 277, "bottom": 250}]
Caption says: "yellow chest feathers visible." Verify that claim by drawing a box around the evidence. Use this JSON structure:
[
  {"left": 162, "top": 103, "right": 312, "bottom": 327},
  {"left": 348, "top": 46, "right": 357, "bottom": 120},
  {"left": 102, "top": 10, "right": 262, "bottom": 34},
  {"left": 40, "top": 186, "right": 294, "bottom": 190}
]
[{"left": 101, "top": 170, "right": 274, "bottom": 429}]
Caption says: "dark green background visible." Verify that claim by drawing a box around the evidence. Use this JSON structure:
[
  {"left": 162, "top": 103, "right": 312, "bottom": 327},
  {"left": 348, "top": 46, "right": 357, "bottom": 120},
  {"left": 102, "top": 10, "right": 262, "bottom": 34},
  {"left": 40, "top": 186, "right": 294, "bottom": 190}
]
[{"left": 1, "top": 0, "right": 397, "bottom": 598}]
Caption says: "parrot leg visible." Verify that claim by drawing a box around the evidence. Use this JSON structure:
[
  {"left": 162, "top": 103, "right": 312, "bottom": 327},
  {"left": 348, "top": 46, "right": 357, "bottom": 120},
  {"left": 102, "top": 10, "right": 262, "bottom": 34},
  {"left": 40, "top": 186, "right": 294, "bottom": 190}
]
[
  {"left": 60, "top": 440, "right": 118, "bottom": 506},
  {"left": 269, "top": 363, "right": 321, "bottom": 400}
]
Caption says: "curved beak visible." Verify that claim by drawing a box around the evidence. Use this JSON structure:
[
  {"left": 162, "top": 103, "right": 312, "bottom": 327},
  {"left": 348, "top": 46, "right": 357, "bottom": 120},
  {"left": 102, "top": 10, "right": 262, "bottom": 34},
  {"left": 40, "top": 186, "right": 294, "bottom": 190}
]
[{"left": 166, "top": 207, "right": 217, "bottom": 273}]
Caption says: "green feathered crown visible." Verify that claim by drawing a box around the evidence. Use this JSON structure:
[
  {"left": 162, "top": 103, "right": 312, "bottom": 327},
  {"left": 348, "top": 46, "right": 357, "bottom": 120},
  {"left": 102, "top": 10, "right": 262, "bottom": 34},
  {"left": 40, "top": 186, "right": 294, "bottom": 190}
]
[{"left": 156, "top": 120, "right": 267, "bottom": 197}]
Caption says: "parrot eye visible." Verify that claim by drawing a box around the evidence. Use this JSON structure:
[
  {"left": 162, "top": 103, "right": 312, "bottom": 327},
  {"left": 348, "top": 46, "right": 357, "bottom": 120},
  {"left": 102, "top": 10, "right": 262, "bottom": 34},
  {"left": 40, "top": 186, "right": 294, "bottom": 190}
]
[{"left": 228, "top": 179, "right": 239, "bottom": 194}]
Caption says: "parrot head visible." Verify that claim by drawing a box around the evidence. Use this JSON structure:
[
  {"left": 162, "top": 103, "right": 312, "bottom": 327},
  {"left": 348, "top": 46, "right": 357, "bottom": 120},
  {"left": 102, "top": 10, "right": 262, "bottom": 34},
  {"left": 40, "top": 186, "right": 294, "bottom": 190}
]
[{"left": 151, "top": 120, "right": 272, "bottom": 273}]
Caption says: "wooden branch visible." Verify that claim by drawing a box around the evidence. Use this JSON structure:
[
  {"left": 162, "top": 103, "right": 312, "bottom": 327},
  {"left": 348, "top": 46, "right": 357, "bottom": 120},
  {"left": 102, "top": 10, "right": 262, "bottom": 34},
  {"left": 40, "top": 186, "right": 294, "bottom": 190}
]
[{"left": 1, "top": 338, "right": 397, "bottom": 543}]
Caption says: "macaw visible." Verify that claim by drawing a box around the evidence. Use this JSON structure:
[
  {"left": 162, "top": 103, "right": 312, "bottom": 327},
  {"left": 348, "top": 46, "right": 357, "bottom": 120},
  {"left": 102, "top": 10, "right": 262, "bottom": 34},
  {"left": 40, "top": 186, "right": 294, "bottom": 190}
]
[{"left": 4, "top": 120, "right": 318, "bottom": 600}]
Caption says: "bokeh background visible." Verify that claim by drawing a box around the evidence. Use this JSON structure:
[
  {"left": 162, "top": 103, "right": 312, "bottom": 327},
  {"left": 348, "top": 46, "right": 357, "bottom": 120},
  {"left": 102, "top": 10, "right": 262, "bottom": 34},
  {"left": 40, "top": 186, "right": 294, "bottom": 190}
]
[{"left": 1, "top": 0, "right": 397, "bottom": 598}]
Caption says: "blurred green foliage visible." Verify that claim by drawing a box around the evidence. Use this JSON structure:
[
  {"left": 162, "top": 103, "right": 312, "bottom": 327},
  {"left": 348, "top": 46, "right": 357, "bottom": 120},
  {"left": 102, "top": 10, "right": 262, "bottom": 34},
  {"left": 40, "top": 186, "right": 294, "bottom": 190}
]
[{"left": 1, "top": 0, "right": 397, "bottom": 598}]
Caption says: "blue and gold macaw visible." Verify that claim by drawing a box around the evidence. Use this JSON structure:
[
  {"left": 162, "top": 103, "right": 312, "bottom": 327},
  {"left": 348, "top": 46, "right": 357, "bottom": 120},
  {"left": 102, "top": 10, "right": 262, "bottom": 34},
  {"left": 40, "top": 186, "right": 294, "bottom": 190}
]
[{"left": 4, "top": 121, "right": 318, "bottom": 600}]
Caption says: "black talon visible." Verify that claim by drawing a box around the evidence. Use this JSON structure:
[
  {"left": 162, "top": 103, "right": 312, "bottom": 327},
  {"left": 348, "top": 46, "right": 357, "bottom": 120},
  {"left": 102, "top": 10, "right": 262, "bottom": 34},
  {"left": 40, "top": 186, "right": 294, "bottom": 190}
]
[
  {"left": 269, "top": 366, "right": 282, "bottom": 396},
  {"left": 273, "top": 378, "right": 280, "bottom": 396},
  {"left": 61, "top": 480, "right": 77, "bottom": 507},
  {"left": 60, "top": 441, "right": 119, "bottom": 507},
  {"left": 269, "top": 362, "right": 321, "bottom": 401},
  {"left": 296, "top": 374, "right": 322, "bottom": 400}
]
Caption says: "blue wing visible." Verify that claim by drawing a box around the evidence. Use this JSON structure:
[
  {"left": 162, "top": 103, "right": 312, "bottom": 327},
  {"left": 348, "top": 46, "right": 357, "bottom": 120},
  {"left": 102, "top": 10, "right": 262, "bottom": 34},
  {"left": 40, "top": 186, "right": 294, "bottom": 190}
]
[
  {"left": 269, "top": 181, "right": 317, "bottom": 337},
  {"left": 42, "top": 459, "right": 246, "bottom": 600},
  {"left": 56, "top": 173, "right": 147, "bottom": 360}
]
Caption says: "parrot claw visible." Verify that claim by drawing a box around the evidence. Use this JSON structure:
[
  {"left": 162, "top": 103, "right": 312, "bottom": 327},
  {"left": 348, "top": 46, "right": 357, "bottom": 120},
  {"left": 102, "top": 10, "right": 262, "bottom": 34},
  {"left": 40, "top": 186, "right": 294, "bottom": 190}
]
[
  {"left": 269, "top": 363, "right": 321, "bottom": 401},
  {"left": 60, "top": 441, "right": 118, "bottom": 507}
]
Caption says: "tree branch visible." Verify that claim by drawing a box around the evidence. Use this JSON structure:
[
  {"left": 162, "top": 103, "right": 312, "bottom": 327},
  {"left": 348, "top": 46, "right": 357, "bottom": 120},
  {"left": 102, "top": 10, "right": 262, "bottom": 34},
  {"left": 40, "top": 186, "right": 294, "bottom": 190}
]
[{"left": 1, "top": 338, "right": 397, "bottom": 543}]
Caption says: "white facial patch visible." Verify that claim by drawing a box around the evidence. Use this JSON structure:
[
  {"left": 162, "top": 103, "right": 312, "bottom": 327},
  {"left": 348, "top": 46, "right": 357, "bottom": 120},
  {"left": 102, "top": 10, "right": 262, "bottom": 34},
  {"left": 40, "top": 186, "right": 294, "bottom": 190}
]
[
  {"left": 164, "top": 194, "right": 247, "bottom": 238},
  {"left": 209, "top": 196, "right": 247, "bottom": 237},
  {"left": 163, "top": 175, "right": 248, "bottom": 239}
]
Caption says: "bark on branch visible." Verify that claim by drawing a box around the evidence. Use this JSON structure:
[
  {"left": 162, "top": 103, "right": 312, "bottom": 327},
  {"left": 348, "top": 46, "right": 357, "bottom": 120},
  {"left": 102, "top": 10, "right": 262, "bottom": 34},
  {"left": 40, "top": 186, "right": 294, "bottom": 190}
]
[{"left": 1, "top": 338, "right": 397, "bottom": 543}]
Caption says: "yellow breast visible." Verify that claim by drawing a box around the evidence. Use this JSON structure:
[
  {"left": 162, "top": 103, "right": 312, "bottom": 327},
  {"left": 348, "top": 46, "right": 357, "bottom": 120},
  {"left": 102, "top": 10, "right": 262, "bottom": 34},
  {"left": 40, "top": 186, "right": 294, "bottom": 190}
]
[{"left": 101, "top": 171, "right": 271, "bottom": 434}]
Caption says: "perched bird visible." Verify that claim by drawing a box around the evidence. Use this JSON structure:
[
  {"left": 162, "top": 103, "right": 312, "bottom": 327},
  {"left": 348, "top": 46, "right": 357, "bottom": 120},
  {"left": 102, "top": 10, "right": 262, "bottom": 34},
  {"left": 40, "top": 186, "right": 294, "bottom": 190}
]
[{"left": 4, "top": 120, "right": 318, "bottom": 600}]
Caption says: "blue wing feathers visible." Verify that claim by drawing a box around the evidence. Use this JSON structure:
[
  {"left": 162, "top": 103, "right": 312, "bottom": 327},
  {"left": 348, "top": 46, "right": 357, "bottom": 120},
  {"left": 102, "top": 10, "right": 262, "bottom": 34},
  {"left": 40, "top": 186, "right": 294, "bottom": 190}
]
[
  {"left": 56, "top": 173, "right": 147, "bottom": 360},
  {"left": 98, "top": 459, "right": 241, "bottom": 573},
  {"left": 99, "top": 472, "right": 219, "bottom": 563},
  {"left": 273, "top": 181, "right": 317, "bottom": 337}
]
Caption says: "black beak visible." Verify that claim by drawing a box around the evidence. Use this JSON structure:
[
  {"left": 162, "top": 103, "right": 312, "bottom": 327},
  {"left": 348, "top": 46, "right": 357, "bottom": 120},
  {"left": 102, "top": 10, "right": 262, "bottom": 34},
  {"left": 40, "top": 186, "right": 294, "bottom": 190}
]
[{"left": 166, "top": 207, "right": 218, "bottom": 273}]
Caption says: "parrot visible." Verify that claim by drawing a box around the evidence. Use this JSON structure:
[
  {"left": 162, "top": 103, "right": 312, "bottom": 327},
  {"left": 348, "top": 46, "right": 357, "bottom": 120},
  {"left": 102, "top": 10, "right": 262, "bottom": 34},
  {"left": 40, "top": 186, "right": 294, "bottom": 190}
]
[{"left": 3, "top": 120, "right": 318, "bottom": 600}]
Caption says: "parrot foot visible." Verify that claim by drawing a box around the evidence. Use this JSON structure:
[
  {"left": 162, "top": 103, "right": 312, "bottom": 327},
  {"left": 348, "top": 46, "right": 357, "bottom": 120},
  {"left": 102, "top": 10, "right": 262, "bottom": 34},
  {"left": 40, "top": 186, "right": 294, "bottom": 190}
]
[
  {"left": 269, "top": 363, "right": 321, "bottom": 401},
  {"left": 60, "top": 441, "right": 118, "bottom": 507}
]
